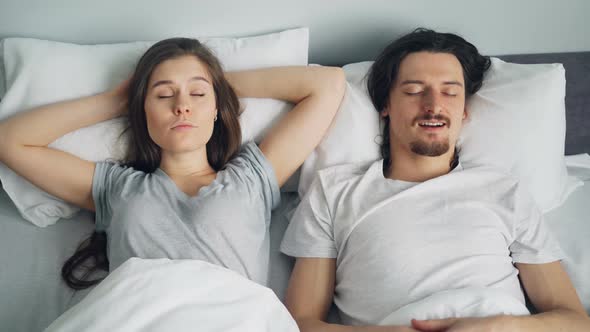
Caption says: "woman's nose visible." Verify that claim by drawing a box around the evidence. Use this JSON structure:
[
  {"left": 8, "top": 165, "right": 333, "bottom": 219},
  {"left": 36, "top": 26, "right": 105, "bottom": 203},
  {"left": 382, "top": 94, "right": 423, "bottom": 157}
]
[{"left": 173, "top": 97, "right": 191, "bottom": 116}]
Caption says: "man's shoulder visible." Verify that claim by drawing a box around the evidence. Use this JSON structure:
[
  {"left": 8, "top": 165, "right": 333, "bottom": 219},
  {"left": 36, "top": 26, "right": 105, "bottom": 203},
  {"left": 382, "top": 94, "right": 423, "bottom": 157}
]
[
  {"left": 454, "top": 162, "right": 519, "bottom": 183},
  {"left": 307, "top": 161, "right": 382, "bottom": 215},
  {"left": 316, "top": 161, "right": 376, "bottom": 186},
  {"left": 451, "top": 163, "right": 525, "bottom": 198}
]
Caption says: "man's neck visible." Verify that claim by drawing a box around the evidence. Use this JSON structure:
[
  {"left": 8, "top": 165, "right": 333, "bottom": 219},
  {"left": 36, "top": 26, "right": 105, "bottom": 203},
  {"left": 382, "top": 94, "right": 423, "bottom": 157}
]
[{"left": 385, "top": 147, "right": 455, "bottom": 183}]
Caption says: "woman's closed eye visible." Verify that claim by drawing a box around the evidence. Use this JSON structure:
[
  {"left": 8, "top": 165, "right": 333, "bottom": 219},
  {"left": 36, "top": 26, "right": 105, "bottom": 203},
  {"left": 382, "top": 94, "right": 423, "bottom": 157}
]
[
  {"left": 154, "top": 88, "right": 175, "bottom": 98},
  {"left": 155, "top": 92, "right": 205, "bottom": 98}
]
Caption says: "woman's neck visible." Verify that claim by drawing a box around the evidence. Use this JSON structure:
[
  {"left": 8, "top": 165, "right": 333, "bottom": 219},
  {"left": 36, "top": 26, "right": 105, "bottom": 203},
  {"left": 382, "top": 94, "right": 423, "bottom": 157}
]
[{"left": 159, "top": 147, "right": 214, "bottom": 178}]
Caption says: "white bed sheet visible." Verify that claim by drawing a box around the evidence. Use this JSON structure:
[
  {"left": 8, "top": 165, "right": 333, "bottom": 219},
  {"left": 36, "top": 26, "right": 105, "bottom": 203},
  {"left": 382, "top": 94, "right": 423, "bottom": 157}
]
[{"left": 544, "top": 155, "right": 590, "bottom": 312}]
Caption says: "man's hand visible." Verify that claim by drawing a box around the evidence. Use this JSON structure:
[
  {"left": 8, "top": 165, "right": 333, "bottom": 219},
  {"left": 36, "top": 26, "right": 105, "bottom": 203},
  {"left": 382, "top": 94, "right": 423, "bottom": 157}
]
[
  {"left": 387, "top": 327, "right": 422, "bottom": 332},
  {"left": 410, "top": 316, "right": 509, "bottom": 332}
]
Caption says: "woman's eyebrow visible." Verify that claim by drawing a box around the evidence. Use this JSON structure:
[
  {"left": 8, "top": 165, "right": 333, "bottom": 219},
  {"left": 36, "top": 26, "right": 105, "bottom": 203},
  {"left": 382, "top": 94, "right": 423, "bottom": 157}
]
[
  {"left": 400, "top": 80, "right": 463, "bottom": 87},
  {"left": 151, "top": 76, "right": 210, "bottom": 88}
]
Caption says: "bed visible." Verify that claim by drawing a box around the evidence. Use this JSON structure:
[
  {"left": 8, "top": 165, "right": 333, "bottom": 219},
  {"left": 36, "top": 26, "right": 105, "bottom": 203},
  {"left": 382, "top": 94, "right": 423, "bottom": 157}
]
[
  {"left": 1, "top": 51, "right": 590, "bottom": 330},
  {"left": 1, "top": 2, "right": 590, "bottom": 331}
]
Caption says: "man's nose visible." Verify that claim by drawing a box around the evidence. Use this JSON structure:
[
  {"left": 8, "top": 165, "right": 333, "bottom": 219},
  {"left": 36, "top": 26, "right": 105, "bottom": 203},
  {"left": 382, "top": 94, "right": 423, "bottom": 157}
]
[{"left": 422, "top": 91, "right": 443, "bottom": 114}]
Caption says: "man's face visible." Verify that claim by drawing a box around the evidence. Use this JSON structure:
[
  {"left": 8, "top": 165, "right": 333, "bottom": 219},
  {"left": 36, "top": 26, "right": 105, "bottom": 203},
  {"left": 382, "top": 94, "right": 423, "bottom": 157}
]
[{"left": 382, "top": 51, "right": 467, "bottom": 158}]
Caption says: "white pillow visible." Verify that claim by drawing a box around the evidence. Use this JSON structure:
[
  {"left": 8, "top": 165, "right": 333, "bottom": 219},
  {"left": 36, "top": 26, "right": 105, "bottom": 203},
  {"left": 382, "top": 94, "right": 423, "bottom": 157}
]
[
  {"left": 0, "top": 28, "right": 308, "bottom": 227},
  {"left": 299, "top": 58, "right": 581, "bottom": 213}
]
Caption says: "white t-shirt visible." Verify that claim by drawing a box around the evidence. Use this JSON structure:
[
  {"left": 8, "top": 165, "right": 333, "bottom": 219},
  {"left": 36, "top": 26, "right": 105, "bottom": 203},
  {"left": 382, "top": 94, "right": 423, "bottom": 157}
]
[{"left": 280, "top": 160, "right": 564, "bottom": 325}]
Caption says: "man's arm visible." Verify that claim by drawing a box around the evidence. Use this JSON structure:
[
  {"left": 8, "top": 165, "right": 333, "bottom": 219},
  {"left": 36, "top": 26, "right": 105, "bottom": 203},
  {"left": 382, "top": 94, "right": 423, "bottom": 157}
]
[
  {"left": 411, "top": 261, "right": 590, "bottom": 331},
  {"left": 286, "top": 257, "right": 419, "bottom": 332},
  {"left": 511, "top": 261, "right": 590, "bottom": 330}
]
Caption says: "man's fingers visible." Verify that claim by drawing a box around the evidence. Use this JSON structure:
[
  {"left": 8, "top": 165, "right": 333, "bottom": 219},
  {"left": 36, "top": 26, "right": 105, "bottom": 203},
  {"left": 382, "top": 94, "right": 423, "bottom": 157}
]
[{"left": 411, "top": 318, "right": 456, "bottom": 331}]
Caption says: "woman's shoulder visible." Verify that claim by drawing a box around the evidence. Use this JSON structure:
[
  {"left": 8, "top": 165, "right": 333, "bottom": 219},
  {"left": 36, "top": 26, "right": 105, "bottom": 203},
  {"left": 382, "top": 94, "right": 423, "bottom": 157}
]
[
  {"left": 222, "top": 142, "right": 279, "bottom": 193},
  {"left": 225, "top": 142, "right": 270, "bottom": 173},
  {"left": 95, "top": 160, "right": 152, "bottom": 184}
]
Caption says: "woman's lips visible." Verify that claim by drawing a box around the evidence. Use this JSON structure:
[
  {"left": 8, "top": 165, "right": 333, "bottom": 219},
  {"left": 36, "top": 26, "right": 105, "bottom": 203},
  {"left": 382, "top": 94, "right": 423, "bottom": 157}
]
[{"left": 171, "top": 124, "right": 196, "bottom": 130}]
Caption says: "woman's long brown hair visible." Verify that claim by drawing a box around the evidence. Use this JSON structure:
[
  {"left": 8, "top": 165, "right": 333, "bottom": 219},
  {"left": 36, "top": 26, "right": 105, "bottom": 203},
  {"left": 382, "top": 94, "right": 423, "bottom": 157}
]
[{"left": 62, "top": 38, "right": 242, "bottom": 289}]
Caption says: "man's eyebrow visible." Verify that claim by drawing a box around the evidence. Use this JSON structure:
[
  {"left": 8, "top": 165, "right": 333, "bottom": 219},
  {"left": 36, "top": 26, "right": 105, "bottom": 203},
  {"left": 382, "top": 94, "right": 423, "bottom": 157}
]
[
  {"left": 400, "top": 80, "right": 425, "bottom": 85},
  {"left": 442, "top": 80, "right": 463, "bottom": 87},
  {"left": 400, "top": 80, "right": 463, "bottom": 87},
  {"left": 151, "top": 76, "right": 210, "bottom": 88}
]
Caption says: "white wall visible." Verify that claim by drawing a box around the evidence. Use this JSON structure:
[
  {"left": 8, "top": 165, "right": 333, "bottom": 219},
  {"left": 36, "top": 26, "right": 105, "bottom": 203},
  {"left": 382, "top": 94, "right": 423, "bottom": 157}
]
[{"left": 0, "top": 0, "right": 588, "bottom": 64}]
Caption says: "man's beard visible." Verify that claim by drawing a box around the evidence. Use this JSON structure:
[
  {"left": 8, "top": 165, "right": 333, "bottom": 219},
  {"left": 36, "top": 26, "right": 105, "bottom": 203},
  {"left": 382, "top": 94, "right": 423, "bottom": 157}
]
[
  {"left": 410, "top": 139, "right": 450, "bottom": 157},
  {"left": 408, "top": 113, "right": 452, "bottom": 156}
]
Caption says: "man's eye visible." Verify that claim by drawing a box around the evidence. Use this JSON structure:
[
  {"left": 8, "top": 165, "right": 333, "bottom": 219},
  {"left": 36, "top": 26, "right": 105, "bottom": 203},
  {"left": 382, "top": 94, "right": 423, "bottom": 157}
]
[
  {"left": 404, "top": 91, "right": 422, "bottom": 96},
  {"left": 443, "top": 92, "right": 458, "bottom": 97}
]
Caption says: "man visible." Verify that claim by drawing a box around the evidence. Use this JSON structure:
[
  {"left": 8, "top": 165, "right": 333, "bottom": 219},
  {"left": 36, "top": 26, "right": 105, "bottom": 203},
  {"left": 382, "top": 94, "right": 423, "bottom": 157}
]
[{"left": 280, "top": 29, "right": 590, "bottom": 332}]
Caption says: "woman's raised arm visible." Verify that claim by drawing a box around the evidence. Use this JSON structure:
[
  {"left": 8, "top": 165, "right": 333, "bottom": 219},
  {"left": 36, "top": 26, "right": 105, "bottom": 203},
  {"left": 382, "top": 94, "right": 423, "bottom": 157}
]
[
  {"left": 226, "top": 66, "right": 345, "bottom": 187},
  {"left": 0, "top": 82, "right": 128, "bottom": 211}
]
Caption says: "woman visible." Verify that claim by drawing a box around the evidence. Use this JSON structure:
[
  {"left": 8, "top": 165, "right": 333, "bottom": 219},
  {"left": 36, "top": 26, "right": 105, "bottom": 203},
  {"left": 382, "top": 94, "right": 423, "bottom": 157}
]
[{"left": 0, "top": 38, "right": 345, "bottom": 289}]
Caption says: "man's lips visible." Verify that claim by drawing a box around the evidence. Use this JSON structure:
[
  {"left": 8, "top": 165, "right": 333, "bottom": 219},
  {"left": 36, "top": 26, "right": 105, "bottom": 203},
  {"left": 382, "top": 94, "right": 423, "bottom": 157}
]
[
  {"left": 418, "top": 122, "right": 446, "bottom": 131},
  {"left": 418, "top": 121, "right": 445, "bottom": 126},
  {"left": 414, "top": 114, "right": 450, "bottom": 130}
]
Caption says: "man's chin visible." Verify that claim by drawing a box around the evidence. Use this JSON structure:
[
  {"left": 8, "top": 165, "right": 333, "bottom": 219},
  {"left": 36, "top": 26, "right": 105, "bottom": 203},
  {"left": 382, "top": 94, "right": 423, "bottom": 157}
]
[{"left": 410, "top": 141, "right": 450, "bottom": 157}]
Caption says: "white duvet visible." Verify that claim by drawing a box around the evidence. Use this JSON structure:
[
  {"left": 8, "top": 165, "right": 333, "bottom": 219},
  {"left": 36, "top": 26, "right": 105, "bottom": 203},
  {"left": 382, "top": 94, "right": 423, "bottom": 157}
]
[
  {"left": 379, "top": 287, "right": 530, "bottom": 326},
  {"left": 45, "top": 258, "right": 299, "bottom": 332}
]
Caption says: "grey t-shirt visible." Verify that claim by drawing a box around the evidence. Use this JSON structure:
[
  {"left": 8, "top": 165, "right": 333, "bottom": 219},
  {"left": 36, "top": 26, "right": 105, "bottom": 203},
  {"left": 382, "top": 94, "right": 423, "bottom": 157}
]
[{"left": 92, "top": 142, "right": 280, "bottom": 285}]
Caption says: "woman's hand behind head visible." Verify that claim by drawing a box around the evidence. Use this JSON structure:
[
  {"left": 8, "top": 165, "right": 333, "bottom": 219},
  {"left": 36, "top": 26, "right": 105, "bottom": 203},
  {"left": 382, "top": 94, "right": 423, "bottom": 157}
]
[{"left": 107, "top": 77, "right": 131, "bottom": 116}]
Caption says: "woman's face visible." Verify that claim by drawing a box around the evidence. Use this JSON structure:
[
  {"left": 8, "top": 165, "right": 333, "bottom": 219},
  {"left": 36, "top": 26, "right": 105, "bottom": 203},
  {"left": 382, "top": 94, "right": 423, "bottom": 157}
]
[{"left": 144, "top": 55, "right": 217, "bottom": 155}]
